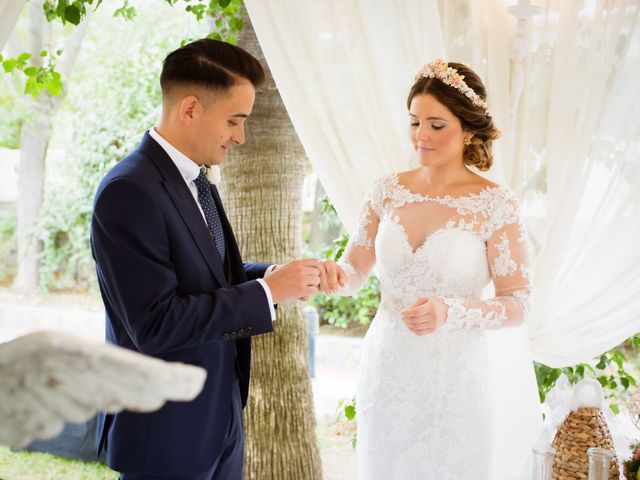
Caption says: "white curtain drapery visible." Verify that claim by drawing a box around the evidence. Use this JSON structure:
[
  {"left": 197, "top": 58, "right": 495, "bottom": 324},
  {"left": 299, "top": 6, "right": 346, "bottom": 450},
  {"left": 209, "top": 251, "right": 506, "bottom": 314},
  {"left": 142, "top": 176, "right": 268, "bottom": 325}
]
[
  {"left": 244, "top": 0, "right": 444, "bottom": 229},
  {"left": 246, "top": 0, "right": 640, "bottom": 477},
  {"left": 525, "top": 0, "right": 640, "bottom": 366}
]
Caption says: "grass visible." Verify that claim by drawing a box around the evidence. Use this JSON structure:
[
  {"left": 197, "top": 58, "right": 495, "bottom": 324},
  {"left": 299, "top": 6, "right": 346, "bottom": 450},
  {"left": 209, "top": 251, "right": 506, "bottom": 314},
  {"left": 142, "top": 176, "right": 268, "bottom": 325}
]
[
  {"left": 0, "top": 446, "right": 118, "bottom": 480},
  {"left": 0, "top": 423, "right": 359, "bottom": 480}
]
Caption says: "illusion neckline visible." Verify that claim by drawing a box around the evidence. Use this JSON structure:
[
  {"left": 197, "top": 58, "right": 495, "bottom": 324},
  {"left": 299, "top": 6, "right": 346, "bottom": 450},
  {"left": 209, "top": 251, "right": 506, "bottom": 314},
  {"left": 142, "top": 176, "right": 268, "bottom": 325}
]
[{"left": 390, "top": 173, "right": 503, "bottom": 201}]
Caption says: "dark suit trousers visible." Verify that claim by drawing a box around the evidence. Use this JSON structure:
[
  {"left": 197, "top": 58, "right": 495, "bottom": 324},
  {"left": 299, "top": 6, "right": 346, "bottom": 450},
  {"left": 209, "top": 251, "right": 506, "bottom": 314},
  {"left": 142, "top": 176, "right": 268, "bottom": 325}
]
[{"left": 119, "top": 377, "right": 245, "bottom": 480}]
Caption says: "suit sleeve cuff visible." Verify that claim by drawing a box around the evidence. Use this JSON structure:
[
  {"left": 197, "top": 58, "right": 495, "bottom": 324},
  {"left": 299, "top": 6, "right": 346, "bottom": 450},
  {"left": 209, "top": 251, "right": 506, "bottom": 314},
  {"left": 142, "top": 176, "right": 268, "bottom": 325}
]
[{"left": 256, "top": 278, "right": 277, "bottom": 321}]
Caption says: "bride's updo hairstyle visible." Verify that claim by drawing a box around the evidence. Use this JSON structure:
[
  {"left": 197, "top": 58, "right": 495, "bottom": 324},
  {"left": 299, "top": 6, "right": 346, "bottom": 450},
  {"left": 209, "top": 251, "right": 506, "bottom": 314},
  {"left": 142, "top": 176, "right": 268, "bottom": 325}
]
[{"left": 407, "top": 61, "right": 500, "bottom": 171}]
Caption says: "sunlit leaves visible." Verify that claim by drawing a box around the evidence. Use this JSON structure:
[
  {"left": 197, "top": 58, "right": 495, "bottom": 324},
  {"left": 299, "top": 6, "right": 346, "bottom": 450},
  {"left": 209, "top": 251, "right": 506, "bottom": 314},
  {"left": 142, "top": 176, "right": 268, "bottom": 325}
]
[
  {"left": 43, "top": 0, "right": 94, "bottom": 25},
  {"left": 5, "top": 0, "right": 247, "bottom": 98},
  {"left": 113, "top": 0, "right": 137, "bottom": 21},
  {"left": 1, "top": 51, "right": 64, "bottom": 98},
  {"left": 535, "top": 337, "right": 640, "bottom": 414}
]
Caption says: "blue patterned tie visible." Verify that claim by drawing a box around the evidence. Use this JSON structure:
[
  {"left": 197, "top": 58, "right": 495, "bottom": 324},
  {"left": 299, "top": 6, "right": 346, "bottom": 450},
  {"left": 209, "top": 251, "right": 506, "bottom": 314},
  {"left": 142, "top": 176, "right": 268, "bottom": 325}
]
[{"left": 194, "top": 169, "right": 226, "bottom": 262}]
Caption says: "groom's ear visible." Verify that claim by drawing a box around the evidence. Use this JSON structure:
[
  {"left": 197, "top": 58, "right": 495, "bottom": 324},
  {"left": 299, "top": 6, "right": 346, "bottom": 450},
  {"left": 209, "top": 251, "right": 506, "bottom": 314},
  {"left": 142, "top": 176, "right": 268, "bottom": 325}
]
[{"left": 178, "top": 95, "right": 199, "bottom": 125}]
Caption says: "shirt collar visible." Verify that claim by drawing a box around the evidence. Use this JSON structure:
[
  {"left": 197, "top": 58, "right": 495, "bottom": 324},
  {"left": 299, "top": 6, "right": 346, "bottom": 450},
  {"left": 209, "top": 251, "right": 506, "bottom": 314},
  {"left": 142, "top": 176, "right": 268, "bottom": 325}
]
[{"left": 148, "top": 127, "right": 202, "bottom": 184}]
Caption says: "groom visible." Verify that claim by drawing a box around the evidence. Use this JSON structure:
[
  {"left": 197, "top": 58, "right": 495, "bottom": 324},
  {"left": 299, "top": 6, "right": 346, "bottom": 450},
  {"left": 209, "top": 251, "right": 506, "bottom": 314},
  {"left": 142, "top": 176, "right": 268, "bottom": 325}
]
[{"left": 91, "top": 39, "right": 338, "bottom": 479}]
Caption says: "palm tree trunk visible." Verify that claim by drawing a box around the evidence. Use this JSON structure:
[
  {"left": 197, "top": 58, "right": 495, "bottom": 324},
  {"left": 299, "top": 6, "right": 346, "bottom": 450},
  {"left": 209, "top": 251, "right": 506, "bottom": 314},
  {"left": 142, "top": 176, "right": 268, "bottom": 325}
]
[{"left": 219, "top": 14, "right": 323, "bottom": 480}]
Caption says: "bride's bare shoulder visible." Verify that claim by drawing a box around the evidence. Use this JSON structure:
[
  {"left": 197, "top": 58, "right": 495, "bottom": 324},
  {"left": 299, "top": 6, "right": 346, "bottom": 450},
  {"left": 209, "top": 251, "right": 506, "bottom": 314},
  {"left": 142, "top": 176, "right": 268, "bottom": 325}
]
[
  {"left": 467, "top": 172, "right": 501, "bottom": 191},
  {"left": 395, "top": 168, "right": 422, "bottom": 185}
]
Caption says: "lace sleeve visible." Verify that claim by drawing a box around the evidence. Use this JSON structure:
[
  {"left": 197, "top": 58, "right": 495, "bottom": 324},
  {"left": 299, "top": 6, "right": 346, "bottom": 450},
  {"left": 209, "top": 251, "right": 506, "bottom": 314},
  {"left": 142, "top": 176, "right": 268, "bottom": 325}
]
[
  {"left": 440, "top": 192, "right": 532, "bottom": 330},
  {"left": 336, "top": 178, "right": 385, "bottom": 296}
]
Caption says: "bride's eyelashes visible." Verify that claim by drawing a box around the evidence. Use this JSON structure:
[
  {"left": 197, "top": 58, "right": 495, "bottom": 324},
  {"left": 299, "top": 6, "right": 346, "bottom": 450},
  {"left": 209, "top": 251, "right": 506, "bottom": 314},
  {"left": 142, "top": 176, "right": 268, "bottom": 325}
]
[{"left": 409, "top": 122, "right": 446, "bottom": 130}]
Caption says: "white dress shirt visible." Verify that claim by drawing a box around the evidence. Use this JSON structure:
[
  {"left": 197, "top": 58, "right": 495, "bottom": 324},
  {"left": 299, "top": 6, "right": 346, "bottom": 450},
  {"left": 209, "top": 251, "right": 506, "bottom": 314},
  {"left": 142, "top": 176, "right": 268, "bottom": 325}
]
[{"left": 148, "top": 128, "right": 276, "bottom": 321}]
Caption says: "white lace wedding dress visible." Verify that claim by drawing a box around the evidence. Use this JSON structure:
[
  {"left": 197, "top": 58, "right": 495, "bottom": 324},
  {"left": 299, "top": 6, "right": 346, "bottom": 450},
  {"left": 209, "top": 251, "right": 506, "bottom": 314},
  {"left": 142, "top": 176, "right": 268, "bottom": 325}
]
[{"left": 338, "top": 173, "right": 532, "bottom": 480}]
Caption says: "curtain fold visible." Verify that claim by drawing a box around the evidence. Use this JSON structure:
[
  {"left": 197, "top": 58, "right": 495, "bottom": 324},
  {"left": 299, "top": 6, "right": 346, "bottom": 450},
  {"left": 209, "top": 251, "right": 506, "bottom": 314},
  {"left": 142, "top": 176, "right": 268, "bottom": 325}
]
[
  {"left": 245, "top": 0, "right": 444, "bottom": 229},
  {"left": 525, "top": 0, "right": 640, "bottom": 366}
]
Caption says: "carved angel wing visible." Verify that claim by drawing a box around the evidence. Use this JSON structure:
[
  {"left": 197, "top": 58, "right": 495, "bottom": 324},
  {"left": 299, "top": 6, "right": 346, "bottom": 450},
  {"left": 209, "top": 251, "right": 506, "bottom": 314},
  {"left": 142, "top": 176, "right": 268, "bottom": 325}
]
[{"left": 0, "top": 331, "right": 206, "bottom": 449}]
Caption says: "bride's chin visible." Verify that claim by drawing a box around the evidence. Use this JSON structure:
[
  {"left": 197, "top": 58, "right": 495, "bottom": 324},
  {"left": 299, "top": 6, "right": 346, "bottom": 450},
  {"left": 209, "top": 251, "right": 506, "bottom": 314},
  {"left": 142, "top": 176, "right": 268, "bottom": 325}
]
[{"left": 417, "top": 155, "right": 439, "bottom": 167}]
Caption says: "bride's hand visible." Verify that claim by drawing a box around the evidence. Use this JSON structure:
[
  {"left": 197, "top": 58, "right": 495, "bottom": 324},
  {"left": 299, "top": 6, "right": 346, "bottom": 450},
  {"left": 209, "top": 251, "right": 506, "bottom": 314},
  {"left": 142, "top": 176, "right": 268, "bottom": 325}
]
[
  {"left": 401, "top": 297, "right": 448, "bottom": 336},
  {"left": 317, "top": 259, "right": 346, "bottom": 294}
]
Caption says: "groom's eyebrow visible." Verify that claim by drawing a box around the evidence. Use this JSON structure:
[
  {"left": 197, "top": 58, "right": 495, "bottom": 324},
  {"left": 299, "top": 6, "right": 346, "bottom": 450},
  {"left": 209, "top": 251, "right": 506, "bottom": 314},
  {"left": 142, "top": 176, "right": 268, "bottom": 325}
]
[{"left": 231, "top": 113, "right": 249, "bottom": 118}]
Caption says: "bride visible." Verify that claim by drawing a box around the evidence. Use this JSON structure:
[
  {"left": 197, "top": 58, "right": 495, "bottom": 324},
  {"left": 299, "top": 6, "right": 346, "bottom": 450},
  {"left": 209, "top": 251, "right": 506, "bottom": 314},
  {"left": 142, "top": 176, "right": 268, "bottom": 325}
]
[{"left": 334, "top": 60, "right": 532, "bottom": 479}]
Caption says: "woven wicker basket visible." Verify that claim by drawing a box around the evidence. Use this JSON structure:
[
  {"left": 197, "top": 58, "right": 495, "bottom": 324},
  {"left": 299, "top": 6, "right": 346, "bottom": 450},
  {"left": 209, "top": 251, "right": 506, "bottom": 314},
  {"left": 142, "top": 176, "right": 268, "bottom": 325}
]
[{"left": 551, "top": 406, "right": 620, "bottom": 480}]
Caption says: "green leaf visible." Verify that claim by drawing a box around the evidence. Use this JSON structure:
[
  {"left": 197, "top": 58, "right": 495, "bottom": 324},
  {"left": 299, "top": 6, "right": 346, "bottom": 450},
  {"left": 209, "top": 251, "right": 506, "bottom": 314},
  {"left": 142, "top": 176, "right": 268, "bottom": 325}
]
[
  {"left": 231, "top": 17, "right": 244, "bottom": 31},
  {"left": 344, "top": 405, "right": 356, "bottom": 420},
  {"left": 23, "top": 67, "right": 39, "bottom": 77},
  {"left": 40, "top": 50, "right": 48, "bottom": 57},
  {"left": 56, "top": 0, "right": 68, "bottom": 19},
  {"left": 609, "top": 403, "right": 619, "bottom": 415},
  {"left": 64, "top": 5, "right": 81, "bottom": 25},
  {"left": 17, "top": 53, "right": 32, "bottom": 62},
  {"left": 24, "top": 77, "right": 45, "bottom": 98},
  {"left": 114, "top": 5, "right": 136, "bottom": 20},
  {"left": 621, "top": 377, "right": 630, "bottom": 389},
  {"left": 46, "top": 75, "right": 64, "bottom": 96},
  {"left": 219, "top": 0, "right": 231, "bottom": 7},
  {"left": 2, "top": 59, "right": 17, "bottom": 73}
]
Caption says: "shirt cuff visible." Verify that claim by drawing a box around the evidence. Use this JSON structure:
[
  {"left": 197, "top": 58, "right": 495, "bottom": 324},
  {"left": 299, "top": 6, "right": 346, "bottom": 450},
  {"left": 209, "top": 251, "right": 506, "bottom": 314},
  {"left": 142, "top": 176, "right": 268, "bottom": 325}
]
[
  {"left": 256, "top": 278, "right": 277, "bottom": 321},
  {"left": 264, "top": 264, "right": 277, "bottom": 277}
]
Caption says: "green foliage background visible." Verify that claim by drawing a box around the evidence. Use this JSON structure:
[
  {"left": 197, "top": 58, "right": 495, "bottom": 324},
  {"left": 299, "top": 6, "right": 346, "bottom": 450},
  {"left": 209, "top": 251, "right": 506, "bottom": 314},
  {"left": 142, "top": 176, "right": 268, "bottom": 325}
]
[{"left": 33, "top": 3, "right": 209, "bottom": 291}]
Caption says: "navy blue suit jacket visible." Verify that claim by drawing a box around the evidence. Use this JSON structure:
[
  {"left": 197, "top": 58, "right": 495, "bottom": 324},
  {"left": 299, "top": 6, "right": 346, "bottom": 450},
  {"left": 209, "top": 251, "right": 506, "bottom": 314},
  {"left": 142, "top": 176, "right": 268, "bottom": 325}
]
[{"left": 90, "top": 132, "right": 274, "bottom": 476}]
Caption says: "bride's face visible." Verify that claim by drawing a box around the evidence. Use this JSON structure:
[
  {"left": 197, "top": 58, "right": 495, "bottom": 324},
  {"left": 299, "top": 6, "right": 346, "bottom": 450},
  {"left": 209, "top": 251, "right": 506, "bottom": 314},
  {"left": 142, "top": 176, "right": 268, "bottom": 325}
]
[{"left": 408, "top": 93, "right": 468, "bottom": 168}]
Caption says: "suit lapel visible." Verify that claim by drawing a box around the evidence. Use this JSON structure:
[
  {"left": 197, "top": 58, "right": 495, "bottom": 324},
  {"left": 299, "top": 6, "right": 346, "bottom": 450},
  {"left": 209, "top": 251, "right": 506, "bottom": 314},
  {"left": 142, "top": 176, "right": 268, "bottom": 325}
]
[{"left": 139, "top": 132, "right": 227, "bottom": 286}]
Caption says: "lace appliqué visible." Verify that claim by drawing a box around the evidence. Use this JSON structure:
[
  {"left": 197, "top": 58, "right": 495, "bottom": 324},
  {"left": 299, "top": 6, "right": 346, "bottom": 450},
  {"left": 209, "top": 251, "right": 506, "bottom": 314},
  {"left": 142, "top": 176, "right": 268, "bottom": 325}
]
[
  {"left": 492, "top": 232, "right": 517, "bottom": 277},
  {"left": 442, "top": 298, "right": 507, "bottom": 329},
  {"left": 352, "top": 202, "right": 373, "bottom": 248},
  {"left": 520, "top": 263, "right": 531, "bottom": 282},
  {"left": 350, "top": 177, "right": 387, "bottom": 249},
  {"left": 511, "top": 288, "right": 532, "bottom": 314},
  {"left": 381, "top": 173, "right": 520, "bottom": 240}
]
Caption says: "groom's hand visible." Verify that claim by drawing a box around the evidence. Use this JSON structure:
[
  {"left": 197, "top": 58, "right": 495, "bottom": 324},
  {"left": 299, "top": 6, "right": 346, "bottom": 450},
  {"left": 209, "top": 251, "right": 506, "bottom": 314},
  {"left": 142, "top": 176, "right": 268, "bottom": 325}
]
[
  {"left": 264, "top": 259, "right": 322, "bottom": 303},
  {"left": 400, "top": 297, "right": 448, "bottom": 336}
]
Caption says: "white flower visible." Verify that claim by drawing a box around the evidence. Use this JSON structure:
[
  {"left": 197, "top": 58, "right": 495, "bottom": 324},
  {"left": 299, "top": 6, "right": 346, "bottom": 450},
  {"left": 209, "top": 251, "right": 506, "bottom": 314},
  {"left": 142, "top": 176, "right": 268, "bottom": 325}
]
[{"left": 206, "top": 165, "right": 221, "bottom": 185}]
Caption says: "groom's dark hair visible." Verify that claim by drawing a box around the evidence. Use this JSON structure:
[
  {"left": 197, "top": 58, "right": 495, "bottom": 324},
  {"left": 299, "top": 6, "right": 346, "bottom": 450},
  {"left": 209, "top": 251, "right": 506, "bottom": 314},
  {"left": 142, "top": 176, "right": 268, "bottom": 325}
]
[{"left": 160, "top": 38, "right": 265, "bottom": 99}]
